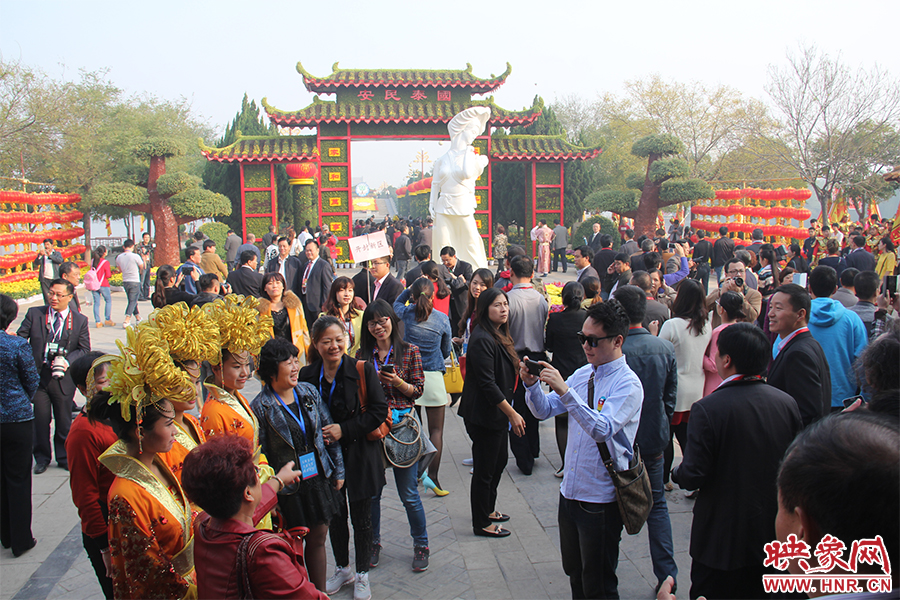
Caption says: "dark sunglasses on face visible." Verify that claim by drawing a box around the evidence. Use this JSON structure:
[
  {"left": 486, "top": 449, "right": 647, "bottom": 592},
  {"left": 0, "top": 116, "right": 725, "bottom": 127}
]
[{"left": 576, "top": 332, "right": 618, "bottom": 347}]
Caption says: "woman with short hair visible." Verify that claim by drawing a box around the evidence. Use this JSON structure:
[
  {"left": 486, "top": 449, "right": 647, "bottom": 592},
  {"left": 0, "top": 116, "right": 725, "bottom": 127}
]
[
  {"left": 184, "top": 434, "right": 327, "bottom": 599},
  {"left": 251, "top": 337, "right": 345, "bottom": 592},
  {"left": 258, "top": 272, "right": 311, "bottom": 361}
]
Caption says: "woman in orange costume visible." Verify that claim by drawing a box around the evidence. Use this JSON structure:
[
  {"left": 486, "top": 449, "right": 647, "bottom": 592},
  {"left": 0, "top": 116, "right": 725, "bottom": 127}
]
[
  {"left": 200, "top": 295, "right": 273, "bottom": 445},
  {"left": 96, "top": 326, "right": 199, "bottom": 599},
  {"left": 149, "top": 304, "right": 220, "bottom": 483}
]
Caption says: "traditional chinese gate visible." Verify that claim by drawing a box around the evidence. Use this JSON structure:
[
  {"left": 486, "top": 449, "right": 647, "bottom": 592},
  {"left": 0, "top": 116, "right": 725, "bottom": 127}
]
[{"left": 201, "top": 62, "right": 600, "bottom": 260}]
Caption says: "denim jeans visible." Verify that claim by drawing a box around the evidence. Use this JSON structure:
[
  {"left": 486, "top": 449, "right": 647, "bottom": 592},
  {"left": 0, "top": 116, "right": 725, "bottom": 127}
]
[
  {"left": 371, "top": 463, "right": 428, "bottom": 547},
  {"left": 91, "top": 287, "right": 112, "bottom": 322},
  {"left": 713, "top": 265, "right": 724, "bottom": 288},
  {"left": 122, "top": 281, "right": 141, "bottom": 317},
  {"left": 394, "top": 259, "right": 409, "bottom": 281},
  {"left": 140, "top": 265, "right": 153, "bottom": 299},
  {"left": 558, "top": 494, "right": 623, "bottom": 599},
  {"left": 644, "top": 452, "right": 677, "bottom": 586}
]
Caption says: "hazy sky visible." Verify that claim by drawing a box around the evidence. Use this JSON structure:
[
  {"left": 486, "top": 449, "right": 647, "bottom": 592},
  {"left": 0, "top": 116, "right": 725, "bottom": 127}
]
[{"left": 2, "top": 0, "right": 897, "bottom": 193}]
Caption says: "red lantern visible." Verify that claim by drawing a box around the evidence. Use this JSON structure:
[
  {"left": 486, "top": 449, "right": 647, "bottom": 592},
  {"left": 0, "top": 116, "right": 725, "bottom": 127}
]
[{"left": 285, "top": 161, "right": 318, "bottom": 185}]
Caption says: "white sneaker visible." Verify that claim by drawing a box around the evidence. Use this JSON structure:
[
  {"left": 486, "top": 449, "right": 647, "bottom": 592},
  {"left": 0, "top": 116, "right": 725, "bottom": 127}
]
[
  {"left": 462, "top": 458, "right": 474, "bottom": 466},
  {"left": 354, "top": 571, "right": 371, "bottom": 600},
  {"left": 326, "top": 566, "right": 354, "bottom": 594}
]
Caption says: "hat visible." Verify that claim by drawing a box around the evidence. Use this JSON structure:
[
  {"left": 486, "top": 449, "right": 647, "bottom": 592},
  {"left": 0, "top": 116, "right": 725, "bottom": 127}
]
[{"left": 447, "top": 106, "right": 490, "bottom": 139}]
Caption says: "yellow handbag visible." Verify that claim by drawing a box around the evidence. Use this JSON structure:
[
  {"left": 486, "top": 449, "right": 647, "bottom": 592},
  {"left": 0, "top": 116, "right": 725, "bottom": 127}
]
[{"left": 443, "top": 348, "right": 464, "bottom": 394}]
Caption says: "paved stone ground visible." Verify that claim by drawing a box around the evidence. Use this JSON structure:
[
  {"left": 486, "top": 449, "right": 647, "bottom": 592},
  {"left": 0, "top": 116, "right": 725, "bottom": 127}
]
[{"left": 2, "top": 264, "right": 693, "bottom": 600}]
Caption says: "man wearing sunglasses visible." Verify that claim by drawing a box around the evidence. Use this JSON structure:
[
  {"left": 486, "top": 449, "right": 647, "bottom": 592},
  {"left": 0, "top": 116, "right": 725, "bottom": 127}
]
[{"left": 521, "top": 301, "right": 643, "bottom": 599}]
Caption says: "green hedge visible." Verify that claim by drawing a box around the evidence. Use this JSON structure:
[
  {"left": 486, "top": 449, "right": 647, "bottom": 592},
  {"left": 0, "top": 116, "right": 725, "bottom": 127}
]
[
  {"left": 573, "top": 215, "right": 618, "bottom": 249},
  {"left": 199, "top": 222, "right": 229, "bottom": 259}
]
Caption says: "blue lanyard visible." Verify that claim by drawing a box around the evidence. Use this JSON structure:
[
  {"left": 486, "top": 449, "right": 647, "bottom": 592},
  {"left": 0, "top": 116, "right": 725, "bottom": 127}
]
[
  {"left": 319, "top": 358, "right": 342, "bottom": 405},
  {"left": 373, "top": 345, "right": 393, "bottom": 373},
  {"left": 274, "top": 389, "right": 306, "bottom": 436}
]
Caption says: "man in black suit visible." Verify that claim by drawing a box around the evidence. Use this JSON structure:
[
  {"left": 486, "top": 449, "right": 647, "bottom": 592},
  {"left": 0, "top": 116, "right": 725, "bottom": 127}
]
[
  {"left": 573, "top": 246, "right": 599, "bottom": 283},
  {"left": 844, "top": 235, "right": 877, "bottom": 272},
  {"left": 591, "top": 235, "right": 617, "bottom": 299},
  {"left": 587, "top": 222, "right": 603, "bottom": 252},
  {"left": 265, "top": 236, "right": 302, "bottom": 291},
  {"left": 353, "top": 254, "right": 403, "bottom": 306},
  {"left": 226, "top": 251, "right": 264, "bottom": 298},
  {"left": 18, "top": 278, "right": 91, "bottom": 473},
  {"left": 440, "top": 246, "right": 474, "bottom": 337},
  {"left": 36, "top": 238, "right": 64, "bottom": 305},
  {"left": 293, "top": 238, "right": 334, "bottom": 326},
  {"left": 672, "top": 324, "right": 802, "bottom": 599},
  {"left": 766, "top": 284, "right": 831, "bottom": 427}
]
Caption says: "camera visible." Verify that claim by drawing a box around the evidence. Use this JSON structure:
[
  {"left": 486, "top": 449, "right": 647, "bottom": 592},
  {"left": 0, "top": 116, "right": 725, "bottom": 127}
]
[
  {"left": 733, "top": 277, "right": 744, "bottom": 288},
  {"left": 48, "top": 346, "right": 68, "bottom": 379}
]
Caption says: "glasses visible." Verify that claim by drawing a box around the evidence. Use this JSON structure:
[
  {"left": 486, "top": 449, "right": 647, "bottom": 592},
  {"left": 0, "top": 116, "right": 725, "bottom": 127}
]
[
  {"left": 48, "top": 292, "right": 72, "bottom": 298},
  {"left": 367, "top": 317, "right": 390, "bottom": 329},
  {"left": 370, "top": 261, "right": 388, "bottom": 267},
  {"left": 726, "top": 268, "right": 745, "bottom": 276},
  {"left": 576, "top": 332, "right": 619, "bottom": 347}
]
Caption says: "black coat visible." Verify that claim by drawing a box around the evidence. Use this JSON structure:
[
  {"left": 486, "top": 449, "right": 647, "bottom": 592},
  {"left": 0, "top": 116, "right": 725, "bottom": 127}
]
[
  {"left": 844, "top": 248, "right": 877, "bottom": 273},
  {"left": 153, "top": 286, "right": 195, "bottom": 309},
  {"left": 293, "top": 258, "right": 334, "bottom": 316},
  {"left": 17, "top": 306, "right": 91, "bottom": 397},
  {"left": 298, "top": 357, "right": 387, "bottom": 502},
  {"left": 448, "top": 260, "right": 474, "bottom": 337},
  {"left": 226, "top": 266, "right": 264, "bottom": 298},
  {"left": 767, "top": 330, "right": 831, "bottom": 427},
  {"left": 458, "top": 325, "right": 517, "bottom": 431},
  {"left": 576, "top": 266, "right": 599, "bottom": 284},
  {"left": 352, "top": 269, "right": 403, "bottom": 306},
  {"left": 265, "top": 255, "right": 302, "bottom": 291},
  {"left": 672, "top": 378, "right": 801, "bottom": 571},
  {"left": 545, "top": 309, "right": 587, "bottom": 380}
]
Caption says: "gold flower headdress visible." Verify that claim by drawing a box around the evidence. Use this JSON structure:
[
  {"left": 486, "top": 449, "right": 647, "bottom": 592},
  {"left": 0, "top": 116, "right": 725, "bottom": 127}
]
[
  {"left": 147, "top": 302, "right": 221, "bottom": 366},
  {"left": 104, "top": 325, "right": 197, "bottom": 425},
  {"left": 203, "top": 294, "right": 273, "bottom": 357}
]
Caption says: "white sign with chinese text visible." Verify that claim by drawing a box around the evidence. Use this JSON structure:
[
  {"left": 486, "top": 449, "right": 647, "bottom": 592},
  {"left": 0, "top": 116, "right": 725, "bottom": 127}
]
[{"left": 348, "top": 231, "right": 390, "bottom": 264}]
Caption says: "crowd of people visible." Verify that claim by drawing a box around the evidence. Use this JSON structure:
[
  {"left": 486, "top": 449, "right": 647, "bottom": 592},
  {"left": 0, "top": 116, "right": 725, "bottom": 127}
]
[{"left": 0, "top": 211, "right": 897, "bottom": 600}]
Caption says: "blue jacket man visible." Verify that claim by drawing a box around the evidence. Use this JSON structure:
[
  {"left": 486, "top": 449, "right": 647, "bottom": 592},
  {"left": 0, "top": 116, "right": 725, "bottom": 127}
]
[
  {"left": 807, "top": 266, "right": 868, "bottom": 409},
  {"left": 615, "top": 285, "right": 678, "bottom": 591}
]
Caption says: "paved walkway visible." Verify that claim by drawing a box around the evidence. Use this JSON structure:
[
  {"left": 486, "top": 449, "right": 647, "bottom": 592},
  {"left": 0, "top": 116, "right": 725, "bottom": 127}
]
[{"left": 2, "top": 265, "right": 693, "bottom": 600}]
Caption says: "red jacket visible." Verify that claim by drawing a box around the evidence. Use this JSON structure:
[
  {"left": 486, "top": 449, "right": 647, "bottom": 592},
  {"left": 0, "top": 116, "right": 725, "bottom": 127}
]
[
  {"left": 65, "top": 412, "right": 118, "bottom": 547},
  {"left": 194, "top": 485, "right": 327, "bottom": 600}
]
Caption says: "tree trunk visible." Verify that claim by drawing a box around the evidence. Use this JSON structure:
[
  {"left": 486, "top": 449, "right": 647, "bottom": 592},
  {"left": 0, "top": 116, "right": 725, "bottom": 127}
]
[
  {"left": 147, "top": 155, "right": 180, "bottom": 266},
  {"left": 816, "top": 189, "right": 830, "bottom": 226}
]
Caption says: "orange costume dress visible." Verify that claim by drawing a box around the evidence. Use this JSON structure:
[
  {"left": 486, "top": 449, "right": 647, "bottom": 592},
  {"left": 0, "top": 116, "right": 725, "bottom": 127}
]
[
  {"left": 100, "top": 440, "right": 196, "bottom": 600},
  {"left": 200, "top": 383, "right": 275, "bottom": 529},
  {"left": 161, "top": 414, "right": 206, "bottom": 484}
]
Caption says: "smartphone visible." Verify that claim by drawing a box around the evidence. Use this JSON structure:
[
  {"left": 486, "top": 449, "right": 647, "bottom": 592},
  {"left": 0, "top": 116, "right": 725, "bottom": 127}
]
[
  {"left": 524, "top": 358, "right": 544, "bottom": 376},
  {"left": 884, "top": 275, "right": 898, "bottom": 298},
  {"left": 381, "top": 364, "right": 394, "bottom": 374},
  {"left": 793, "top": 272, "right": 807, "bottom": 288}
]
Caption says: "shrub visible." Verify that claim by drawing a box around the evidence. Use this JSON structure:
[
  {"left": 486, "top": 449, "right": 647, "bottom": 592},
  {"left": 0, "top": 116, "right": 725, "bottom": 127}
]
[{"left": 573, "top": 215, "right": 618, "bottom": 248}]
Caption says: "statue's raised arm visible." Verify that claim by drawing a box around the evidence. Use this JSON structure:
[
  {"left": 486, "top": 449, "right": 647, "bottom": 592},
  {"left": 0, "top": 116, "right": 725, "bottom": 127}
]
[{"left": 430, "top": 107, "right": 490, "bottom": 269}]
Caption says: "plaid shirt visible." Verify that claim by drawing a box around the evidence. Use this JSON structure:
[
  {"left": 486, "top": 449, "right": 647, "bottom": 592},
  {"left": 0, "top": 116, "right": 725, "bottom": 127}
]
[{"left": 356, "top": 343, "right": 424, "bottom": 410}]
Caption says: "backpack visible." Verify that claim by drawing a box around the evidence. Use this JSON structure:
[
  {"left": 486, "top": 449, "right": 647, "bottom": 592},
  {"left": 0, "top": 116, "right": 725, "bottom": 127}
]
[{"left": 84, "top": 266, "right": 101, "bottom": 291}]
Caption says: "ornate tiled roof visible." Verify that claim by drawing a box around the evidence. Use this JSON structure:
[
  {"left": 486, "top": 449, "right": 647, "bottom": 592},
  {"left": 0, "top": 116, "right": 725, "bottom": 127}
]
[
  {"left": 490, "top": 136, "right": 602, "bottom": 161},
  {"left": 262, "top": 96, "right": 542, "bottom": 127},
  {"left": 297, "top": 62, "right": 512, "bottom": 93},
  {"left": 199, "top": 133, "right": 318, "bottom": 163}
]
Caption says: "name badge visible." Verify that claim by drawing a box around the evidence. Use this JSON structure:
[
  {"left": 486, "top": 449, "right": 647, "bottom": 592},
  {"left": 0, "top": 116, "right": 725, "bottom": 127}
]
[{"left": 298, "top": 451, "right": 318, "bottom": 480}]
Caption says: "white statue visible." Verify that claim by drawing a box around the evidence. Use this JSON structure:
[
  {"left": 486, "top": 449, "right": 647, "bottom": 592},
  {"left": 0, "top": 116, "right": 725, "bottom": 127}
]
[{"left": 429, "top": 106, "right": 490, "bottom": 269}]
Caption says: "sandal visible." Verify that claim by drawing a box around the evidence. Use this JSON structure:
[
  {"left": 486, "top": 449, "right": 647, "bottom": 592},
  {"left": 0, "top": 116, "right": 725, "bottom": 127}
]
[
  {"left": 488, "top": 512, "right": 510, "bottom": 523},
  {"left": 473, "top": 525, "right": 510, "bottom": 538}
]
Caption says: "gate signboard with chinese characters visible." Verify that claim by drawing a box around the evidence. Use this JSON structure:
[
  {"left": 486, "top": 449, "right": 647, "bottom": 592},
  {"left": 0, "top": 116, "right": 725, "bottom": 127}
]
[{"left": 201, "top": 62, "right": 601, "bottom": 260}]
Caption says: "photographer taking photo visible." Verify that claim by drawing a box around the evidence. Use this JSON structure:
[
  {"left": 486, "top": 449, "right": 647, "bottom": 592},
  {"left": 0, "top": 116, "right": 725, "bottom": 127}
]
[{"left": 17, "top": 278, "right": 91, "bottom": 474}]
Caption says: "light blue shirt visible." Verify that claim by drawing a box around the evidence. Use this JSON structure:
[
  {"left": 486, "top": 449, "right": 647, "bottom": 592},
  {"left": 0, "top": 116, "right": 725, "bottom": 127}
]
[{"left": 525, "top": 356, "right": 643, "bottom": 503}]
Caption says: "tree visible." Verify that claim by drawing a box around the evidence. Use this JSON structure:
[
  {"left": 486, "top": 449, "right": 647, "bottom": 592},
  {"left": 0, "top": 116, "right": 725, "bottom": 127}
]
[
  {"left": 202, "top": 95, "right": 291, "bottom": 232},
  {"left": 830, "top": 122, "right": 900, "bottom": 220},
  {"left": 585, "top": 133, "right": 713, "bottom": 236},
  {"left": 91, "top": 139, "right": 230, "bottom": 265},
  {"left": 757, "top": 45, "right": 900, "bottom": 220}
]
